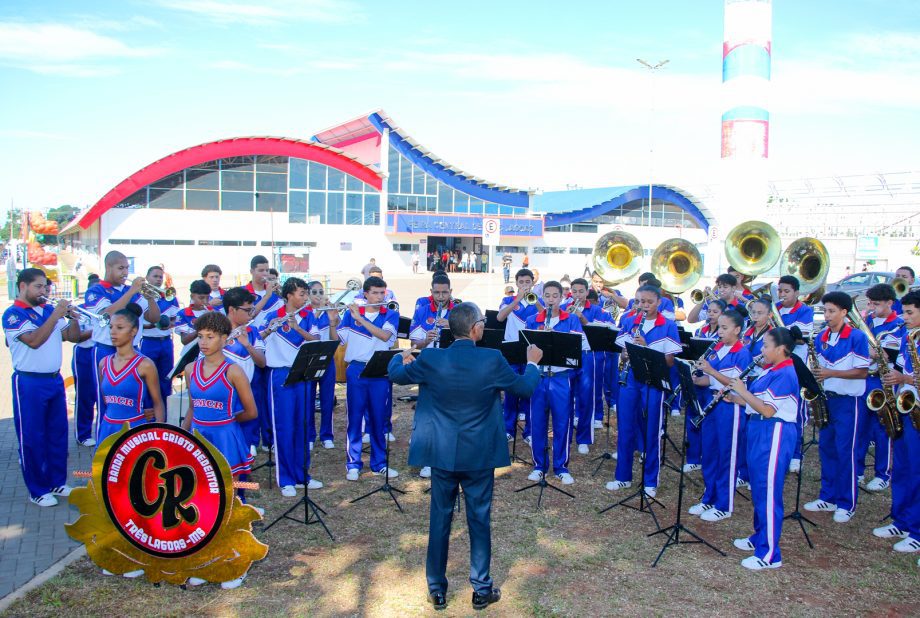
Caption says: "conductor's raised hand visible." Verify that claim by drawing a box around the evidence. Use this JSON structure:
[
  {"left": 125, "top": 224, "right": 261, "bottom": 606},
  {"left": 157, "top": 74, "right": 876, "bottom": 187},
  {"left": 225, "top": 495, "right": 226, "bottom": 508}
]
[{"left": 526, "top": 344, "right": 543, "bottom": 365}]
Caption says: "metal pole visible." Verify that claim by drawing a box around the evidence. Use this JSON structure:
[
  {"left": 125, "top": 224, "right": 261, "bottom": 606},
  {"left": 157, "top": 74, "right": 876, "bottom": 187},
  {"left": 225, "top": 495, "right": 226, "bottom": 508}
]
[{"left": 636, "top": 59, "right": 669, "bottom": 229}]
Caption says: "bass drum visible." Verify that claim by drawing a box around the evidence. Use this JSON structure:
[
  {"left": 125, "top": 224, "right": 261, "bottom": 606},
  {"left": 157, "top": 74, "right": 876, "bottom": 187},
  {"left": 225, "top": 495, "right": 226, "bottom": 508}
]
[{"left": 334, "top": 344, "right": 348, "bottom": 383}]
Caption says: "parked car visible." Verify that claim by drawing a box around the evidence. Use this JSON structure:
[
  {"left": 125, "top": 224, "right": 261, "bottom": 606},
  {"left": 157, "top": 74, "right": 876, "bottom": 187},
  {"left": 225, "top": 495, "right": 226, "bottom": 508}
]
[{"left": 823, "top": 271, "right": 898, "bottom": 313}]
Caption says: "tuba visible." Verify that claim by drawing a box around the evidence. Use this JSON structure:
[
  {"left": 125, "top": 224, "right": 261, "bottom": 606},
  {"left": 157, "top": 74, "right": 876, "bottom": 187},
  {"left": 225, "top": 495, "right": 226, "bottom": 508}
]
[
  {"left": 892, "top": 277, "right": 910, "bottom": 299},
  {"left": 592, "top": 231, "right": 643, "bottom": 286},
  {"left": 651, "top": 238, "right": 703, "bottom": 295},
  {"left": 724, "top": 220, "right": 781, "bottom": 277},
  {"left": 780, "top": 237, "right": 829, "bottom": 299}
]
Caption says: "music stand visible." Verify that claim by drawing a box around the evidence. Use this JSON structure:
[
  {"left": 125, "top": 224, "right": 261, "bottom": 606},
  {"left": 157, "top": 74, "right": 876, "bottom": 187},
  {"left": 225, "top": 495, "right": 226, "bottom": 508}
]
[
  {"left": 484, "top": 310, "right": 502, "bottom": 330},
  {"left": 396, "top": 316, "right": 412, "bottom": 340},
  {"left": 169, "top": 343, "right": 201, "bottom": 427},
  {"left": 648, "top": 359, "right": 725, "bottom": 566},
  {"left": 513, "top": 329, "right": 581, "bottom": 507},
  {"left": 264, "top": 340, "right": 339, "bottom": 540},
  {"left": 499, "top": 339, "right": 531, "bottom": 464},
  {"left": 784, "top": 352, "right": 822, "bottom": 547},
  {"left": 599, "top": 342, "right": 669, "bottom": 529},
  {"left": 583, "top": 326, "right": 622, "bottom": 476},
  {"left": 350, "top": 349, "right": 414, "bottom": 512}
]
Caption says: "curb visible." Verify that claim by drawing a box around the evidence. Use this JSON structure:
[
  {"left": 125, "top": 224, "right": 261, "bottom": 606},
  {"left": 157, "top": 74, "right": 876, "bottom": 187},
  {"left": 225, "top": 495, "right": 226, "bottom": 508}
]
[{"left": 0, "top": 546, "right": 86, "bottom": 613}]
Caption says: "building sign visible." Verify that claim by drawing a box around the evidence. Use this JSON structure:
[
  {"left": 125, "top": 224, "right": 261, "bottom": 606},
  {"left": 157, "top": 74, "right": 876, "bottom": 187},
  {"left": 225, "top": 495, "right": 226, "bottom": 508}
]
[
  {"left": 388, "top": 213, "right": 543, "bottom": 237},
  {"left": 483, "top": 218, "right": 500, "bottom": 244},
  {"left": 855, "top": 235, "right": 880, "bottom": 260}
]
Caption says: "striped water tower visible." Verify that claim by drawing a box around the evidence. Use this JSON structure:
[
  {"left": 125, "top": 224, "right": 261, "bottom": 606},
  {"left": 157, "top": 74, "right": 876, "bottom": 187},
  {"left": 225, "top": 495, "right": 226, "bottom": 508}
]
[{"left": 721, "top": 0, "right": 772, "bottom": 160}]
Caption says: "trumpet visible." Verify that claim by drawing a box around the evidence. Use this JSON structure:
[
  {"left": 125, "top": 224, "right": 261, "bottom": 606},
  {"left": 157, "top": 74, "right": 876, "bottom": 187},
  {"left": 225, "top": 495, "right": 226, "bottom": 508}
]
[
  {"left": 690, "top": 287, "right": 716, "bottom": 304},
  {"left": 892, "top": 277, "right": 910, "bottom": 299},
  {"left": 141, "top": 282, "right": 176, "bottom": 302},
  {"left": 40, "top": 296, "right": 110, "bottom": 326},
  {"left": 520, "top": 292, "right": 539, "bottom": 306}
]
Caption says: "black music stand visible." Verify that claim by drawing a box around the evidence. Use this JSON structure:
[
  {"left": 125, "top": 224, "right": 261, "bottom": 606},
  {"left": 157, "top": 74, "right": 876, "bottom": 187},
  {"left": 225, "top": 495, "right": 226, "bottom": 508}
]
[
  {"left": 599, "top": 342, "right": 669, "bottom": 529},
  {"left": 396, "top": 316, "right": 412, "bottom": 340},
  {"left": 784, "top": 352, "right": 822, "bottom": 547},
  {"left": 648, "top": 359, "right": 725, "bottom": 566},
  {"left": 583, "top": 326, "right": 622, "bottom": 476},
  {"left": 500, "top": 339, "right": 531, "bottom": 464},
  {"left": 484, "top": 310, "right": 502, "bottom": 330},
  {"left": 513, "top": 328, "right": 581, "bottom": 507},
  {"left": 350, "top": 349, "right": 413, "bottom": 512},
  {"left": 169, "top": 343, "right": 201, "bottom": 427},
  {"left": 263, "top": 340, "right": 339, "bottom": 540}
]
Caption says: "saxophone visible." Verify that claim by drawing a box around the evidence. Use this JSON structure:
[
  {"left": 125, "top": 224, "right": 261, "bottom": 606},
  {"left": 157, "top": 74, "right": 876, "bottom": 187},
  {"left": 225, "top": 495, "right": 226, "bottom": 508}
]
[
  {"left": 897, "top": 329, "right": 920, "bottom": 431},
  {"left": 803, "top": 336, "right": 829, "bottom": 429},
  {"left": 849, "top": 308, "right": 902, "bottom": 438}
]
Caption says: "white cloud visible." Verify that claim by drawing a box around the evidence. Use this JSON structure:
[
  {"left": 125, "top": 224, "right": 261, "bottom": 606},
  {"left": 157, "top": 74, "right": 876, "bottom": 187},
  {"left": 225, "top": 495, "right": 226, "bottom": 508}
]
[{"left": 154, "top": 0, "right": 362, "bottom": 25}]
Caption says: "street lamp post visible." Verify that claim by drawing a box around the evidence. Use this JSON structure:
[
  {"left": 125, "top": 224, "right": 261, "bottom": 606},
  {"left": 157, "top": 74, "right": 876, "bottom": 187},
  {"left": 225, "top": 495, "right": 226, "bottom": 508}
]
[{"left": 636, "top": 58, "right": 669, "bottom": 228}]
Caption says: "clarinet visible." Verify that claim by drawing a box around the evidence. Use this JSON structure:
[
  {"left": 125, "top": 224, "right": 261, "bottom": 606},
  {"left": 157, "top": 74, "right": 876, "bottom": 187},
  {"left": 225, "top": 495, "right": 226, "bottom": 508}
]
[
  {"left": 618, "top": 310, "right": 644, "bottom": 385},
  {"left": 691, "top": 354, "right": 764, "bottom": 428}
]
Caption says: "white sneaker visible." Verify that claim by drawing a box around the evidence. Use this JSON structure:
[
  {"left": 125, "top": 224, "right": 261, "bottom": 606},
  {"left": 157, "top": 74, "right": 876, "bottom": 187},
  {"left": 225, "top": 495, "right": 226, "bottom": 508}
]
[
  {"left": 517, "top": 413, "right": 526, "bottom": 421},
  {"left": 736, "top": 478, "right": 750, "bottom": 490},
  {"left": 577, "top": 444, "right": 589, "bottom": 455},
  {"left": 593, "top": 420, "right": 603, "bottom": 429},
  {"left": 419, "top": 466, "right": 431, "bottom": 478},
  {"left": 362, "top": 433, "right": 370, "bottom": 444},
  {"left": 187, "top": 577, "right": 207, "bottom": 586},
  {"left": 573, "top": 417, "right": 579, "bottom": 426},
  {"left": 281, "top": 485, "right": 297, "bottom": 497},
  {"left": 866, "top": 477, "right": 890, "bottom": 492},
  {"left": 30, "top": 493, "right": 58, "bottom": 507},
  {"left": 322, "top": 440, "right": 334, "bottom": 449},
  {"left": 733, "top": 538, "right": 755, "bottom": 552},
  {"left": 220, "top": 574, "right": 246, "bottom": 589},
  {"left": 50, "top": 485, "right": 73, "bottom": 497},
  {"left": 307, "top": 479, "right": 323, "bottom": 490},
  {"left": 682, "top": 463, "right": 702, "bottom": 473},
  {"left": 506, "top": 433, "right": 514, "bottom": 442},
  {"left": 557, "top": 473, "right": 575, "bottom": 485},
  {"left": 123, "top": 569, "right": 145, "bottom": 579},
  {"left": 643, "top": 487, "right": 657, "bottom": 498},
  {"left": 527, "top": 470, "right": 544, "bottom": 482},
  {"left": 611, "top": 451, "right": 618, "bottom": 460},
  {"left": 346, "top": 469, "right": 360, "bottom": 481},
  {"left": 250, "top": 445, "right": 257, "bottom": 458},
  {"left": 308, "top": 442, "right": 314, "bottom": 451},
  {"left": 701, "top": 508, "right": 731, "bottom": 522},
  {"left": 606, "top": 480, "right": 631, "bottom": 491},
  {"left": 833, "top": 508, "right": 854, "bottom": 523},
  {"left": 858, "top": 475, "right": 865, "bottom": 485},
  {"left": 788, "top": 458, "right": 801, "bottom": 473},
  {"left": 873, "top": 524, "right": 908, "bottom": 539},
  {"left": 373, "top": 467, "right": 399, "bottom": 479},
  {"left": 688, "top": 502, "right": 712, "bottom": 516},
  {"left": 79, "top": 438, "right": 96, "bottom": 447},
  {"left": 804, "top": 499, "right": 836, "bottom": 512},
  {"left": 386, "top": 432, "right": 396, "bottom": 442},
  {"left": 523, "top": 436, "right": 532, "bottom": 447},
  {"left": 261, "top": 445, "right": 272, "bottom": 453},
  {"left": 893, "top": 537, "right": 920, "bottom": 553},
  {"left": 741, "top": 556, "right": 781, "bottom": 570},
  {"left": 671, "top": 409, "right": 681, "bottom": 417}
]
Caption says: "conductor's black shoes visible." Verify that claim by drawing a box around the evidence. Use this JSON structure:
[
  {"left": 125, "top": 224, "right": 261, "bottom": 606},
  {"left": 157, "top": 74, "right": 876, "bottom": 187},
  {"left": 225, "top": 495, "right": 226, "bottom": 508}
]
[
  {"left": 472, "top": 588, "right": 501, "bottom": 610},
  {"left": 428, "top": 591, "right": 447, "bottom": 610}
]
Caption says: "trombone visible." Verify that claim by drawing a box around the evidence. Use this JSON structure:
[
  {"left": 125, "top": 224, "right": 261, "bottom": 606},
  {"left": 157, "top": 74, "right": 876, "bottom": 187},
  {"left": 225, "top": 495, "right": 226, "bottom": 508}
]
[
  {"left": 39, "top": 296, "right": 110, "bottom": 326},
  {"left": 141, "top": 282, "right": 177, "bottom": 302}
]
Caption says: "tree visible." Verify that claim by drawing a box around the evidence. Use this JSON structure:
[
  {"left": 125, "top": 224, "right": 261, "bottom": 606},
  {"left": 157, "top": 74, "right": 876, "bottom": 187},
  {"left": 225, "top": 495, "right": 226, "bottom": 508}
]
[
  {"left": 0, "top": 208, "right": 23, "bottom": 241},
  {"left": 47, "top": 204, "right": 80, "bottom": 226}
]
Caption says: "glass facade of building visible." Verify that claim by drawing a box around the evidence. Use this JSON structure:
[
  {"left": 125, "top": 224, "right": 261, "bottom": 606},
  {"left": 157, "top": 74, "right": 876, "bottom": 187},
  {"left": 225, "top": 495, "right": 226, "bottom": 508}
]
[
  {"left": 546, "top": 198, "right": 702, "bottom": 230},
  {"left": 385, "top": 146, "right": 528, "bottom": 216},
  {"left": 113, "top": 155, "right": 381, "bottom": 226}
]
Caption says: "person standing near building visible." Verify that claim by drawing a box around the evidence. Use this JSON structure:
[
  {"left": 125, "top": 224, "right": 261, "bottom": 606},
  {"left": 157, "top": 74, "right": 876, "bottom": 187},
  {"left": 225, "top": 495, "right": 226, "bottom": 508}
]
[
  {"left": 140, "top": 265, "right": 180, "bottom": 407},
  {"left": 502, "top": 252, "right": 512, "bottom": 284},
  {"left": 202, "top": 264, "right": 225, "bottom": 311},
  {"left": 411, "top": 250, "right": 420, "bottom": 274},
  {"left": 4, "top": 268, "right": 81, "bottom": 507},
  {"left": 361, "top": 258, "right": 377, "bottom": 280}
]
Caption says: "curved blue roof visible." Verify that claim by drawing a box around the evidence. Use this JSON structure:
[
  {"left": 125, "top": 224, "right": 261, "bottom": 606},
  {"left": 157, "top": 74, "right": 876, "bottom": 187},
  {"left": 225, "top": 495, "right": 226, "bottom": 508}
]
[{"left": 533, "top": 185, "right": 713, "bottom": 233}]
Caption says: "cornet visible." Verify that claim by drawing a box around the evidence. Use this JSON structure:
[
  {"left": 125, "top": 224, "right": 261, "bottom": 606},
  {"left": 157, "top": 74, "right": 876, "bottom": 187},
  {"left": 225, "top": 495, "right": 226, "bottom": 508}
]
[
  {"left": 40, "top": 296, "right": 110, "bottom": 326},
  {"left": 141, "top": 282, "right": 176, "bottom": 302}
]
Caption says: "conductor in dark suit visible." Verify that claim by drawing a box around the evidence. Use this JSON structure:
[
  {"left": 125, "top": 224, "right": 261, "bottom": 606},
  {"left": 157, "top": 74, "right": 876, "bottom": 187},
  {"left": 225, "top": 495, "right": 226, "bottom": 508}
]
[{"left": 388, "top": 302, "right": 541, "bottom": 611}]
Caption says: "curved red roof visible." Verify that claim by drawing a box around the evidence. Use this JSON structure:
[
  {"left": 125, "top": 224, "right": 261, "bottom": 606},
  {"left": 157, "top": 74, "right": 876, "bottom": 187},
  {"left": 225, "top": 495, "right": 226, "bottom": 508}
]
[{"left": 77, "top": 136, "right": 383, "bottom": 229}]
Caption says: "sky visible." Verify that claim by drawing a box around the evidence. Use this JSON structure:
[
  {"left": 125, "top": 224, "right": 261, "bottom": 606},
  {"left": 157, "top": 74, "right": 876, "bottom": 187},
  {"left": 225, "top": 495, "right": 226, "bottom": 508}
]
[{"left": 0, "top": 0, "right": 918, "bottom": 217}]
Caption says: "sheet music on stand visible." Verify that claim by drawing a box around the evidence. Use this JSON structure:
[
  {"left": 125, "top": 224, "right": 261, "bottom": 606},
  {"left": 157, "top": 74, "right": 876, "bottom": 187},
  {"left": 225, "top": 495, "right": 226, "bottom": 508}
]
[
  {"left": 680, "top": 337, "right": 716, "bottom": 362},
  {"left": 624, "top": 342, "right": 671, "bottom": 392},
  {"left": 518, "top": 329, "right": 583, "bottom": 370},
  {"left": 360, "top": 349, "right": 419, "bottom": 379},
  {"left": 484, "top": 310, "right": 502, "bottom": 330},
  {"left": 283, "top": 340, "right": 340, "bottom": 387},
  {"left": 169, "top": 343, "right": 201, "bottom": 380},
  {"left": 584, "top": 325, "right": 620, "bottom": 353}
]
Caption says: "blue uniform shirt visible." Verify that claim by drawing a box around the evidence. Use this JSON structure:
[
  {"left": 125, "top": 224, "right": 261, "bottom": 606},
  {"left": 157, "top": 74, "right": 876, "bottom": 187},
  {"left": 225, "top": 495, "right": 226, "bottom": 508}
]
[
  {"left": 524, "top": 309, "right": 588, "bottom": 373},
  {"left": 746, "top": 358, "right": 800, "bottom": 422},
  {"left": 260, "top": 306, "right": 318, "bottom": 368},
  {"left": 338, "top": 306, "right": 399, "bottom": 363},
  {"left": 409, "top": 297, "right": 455, "bottom": 348},
  {"left": 815, "top": 323, "right": 871, "bottom": 396},
  {"left": 500, "top": 295, "right": 540, "bottom": 343},
  {"left": 3, "top": 300, "right": 69, "bottom": 373}
]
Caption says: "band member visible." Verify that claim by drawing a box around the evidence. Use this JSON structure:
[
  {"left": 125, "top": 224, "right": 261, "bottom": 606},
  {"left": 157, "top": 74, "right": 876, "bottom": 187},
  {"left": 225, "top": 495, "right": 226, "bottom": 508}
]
[
  {"left": 727, "top": 266, "right": 755, "bottom": 301},
  {"left": 690, "top": 310, "right": 752, "bottom": 521},
  {"left": 96, "top": 304, "right": 165, "bottom": 446},
  {"left": 876, "top": 291, "right": 920, "bottom": 552},
  {"left": 859, "top": 283, "right": 904, "bottom": 491},
  {"left": 684, "top": 299, "right": 726, "bottom": 473},
  {"left": 260, "top": 277, "right": 322, "bottom": 496},
  {"left": 623, "top": 274, "right": 676, "bottom": 320},
  {"left": 776, "top": 274, "right": 814, "bottom": 473},
  {"left": 140, "top": 265, "right": 180, "bottom": 407},
  {"left": 84, "top": 252, "right": 160, "bottom": 434},
  {"left": 409, "top": 275, "right": 453, "bottom": 350},
  {"left": 524, "top": 281, "right": 587, "bottom": 485},
  {"left": 892, "top": 266, "right": 916, "bottom": 315},
  {"left": 222, "top": 287, "right": 267, "bottom": 453},
  {"left": 687, "top": 273, "right": 741, "bottom": 324},
  {"left": 728, "top": 327, "right": 800, "bottom": 569},
  {"left": 497, "top": 268, "right": 540, "bottom": 444},
  {"left": 246, "top": 255, "right": 284, "bottom": 451},
  {"left": 737, "top": 297, "right": 776, "bottom": 486},
  {"left": 355, "top": 266, "right": 397, "bottom": 302},
  {"left": 306, "top": 281, "right": 340, "bottom": 451},
  {"left": 565, "top": 278, "right": 611, "bottom": 453},
  {"left": 72, "top": 274, "right": 99, "bottom": 446},
  {"left": 607, "top": 285, "right": 681, "bottom": 497},
  {"left": 338, "top": 275, "right": 400, "bottom": 481},
  {"left": 805, "top": 291, "right": 871, "bottom": 523},
  {"left": 4, "top": 268, "right": 81, "bottom": 506},
  {"left": 202, "top": 263, "right": 225, "bottom": 311},
  {"left": 357, "top": 266, "right": 398, "bottom": 443},
  {"left": 175, "top": 279, "right": 213, "bottom": 357}
]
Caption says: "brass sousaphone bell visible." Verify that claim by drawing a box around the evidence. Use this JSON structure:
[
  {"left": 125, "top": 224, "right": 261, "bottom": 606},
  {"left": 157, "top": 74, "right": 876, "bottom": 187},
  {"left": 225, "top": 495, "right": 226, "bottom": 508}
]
[
  {"left": 780, "top": 237, "right": 829, "bottom": 300},
  {"left": 725, "top": 220, "right": 782, "bottom": 277},
  {"left": 651, "top": 238, "right": 703, "bottom": 294},
  {"left": 592, "top": 230, "right": 643, "bottom": 286}
]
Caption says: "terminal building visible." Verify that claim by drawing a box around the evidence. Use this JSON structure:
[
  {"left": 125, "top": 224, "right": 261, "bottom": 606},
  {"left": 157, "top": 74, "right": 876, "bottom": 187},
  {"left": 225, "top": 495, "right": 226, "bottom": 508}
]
[{"left": 61, "top": 110, "right": 716, "bottom": 278}]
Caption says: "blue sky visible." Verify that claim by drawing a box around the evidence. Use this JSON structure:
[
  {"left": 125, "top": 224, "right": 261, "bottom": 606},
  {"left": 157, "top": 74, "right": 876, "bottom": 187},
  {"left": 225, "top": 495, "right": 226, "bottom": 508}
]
[{"left": 0, "top": 0, "right": 918, "bottom": 216}]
